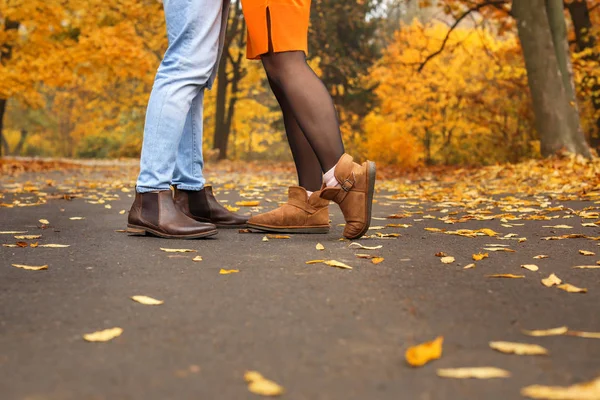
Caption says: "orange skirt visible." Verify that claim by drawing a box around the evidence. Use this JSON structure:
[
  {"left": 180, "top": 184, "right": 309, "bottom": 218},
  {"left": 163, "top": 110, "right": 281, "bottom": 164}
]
[{"left": 241, "top": 0, "right": 311, "bottom": 60}]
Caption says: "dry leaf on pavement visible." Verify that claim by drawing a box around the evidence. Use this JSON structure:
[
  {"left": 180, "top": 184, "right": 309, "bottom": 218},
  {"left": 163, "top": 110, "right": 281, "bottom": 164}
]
[
  {"left": 522, "top": 326, "right": 568, "bottom": 337},
  {"left": 472, "top": 253, "right": 489, "bottom": 261},
  {"left": 435, "top": 252, "right": 448, "bottom": 257},
  {"left": 220, "top": 269, "right": 239, "bottom": 275},
  {"left": 541, "top": 273, "right": 562, "bottom": 287},
  {"left": 533, "top": 255, "right": 549, "bottom": 259},
  {"left": 405, "top": 336, "right": 443, "bottom": 367},
  {"left": 69, "top": 217, "right": 85, "bottom": 220},
  {"left": 487, "top": 274, "right": 525, "bottom": 279},
  {"left": 372, "top": 257, "right": 385, "bottom": 265},
  {"left": 542, "top": 225, "right": 573, "bottom": 229},
  {"left": 489, "top": 341, "right": 548, "bottom": 356},
  {"left": 348, "top": 242, "right": 383, "bottom": 250},
  {"left": 131, "top": 295, "right": 164, "bottom": 305},
  {"left": 521, "top": 264, "right": 539, "bottom": 272},
  {"left": 83, "top": 327, "right": 123, "bottom": 342},
  {"left": 557, "top": 283, "right": 587, "bottom": 293},
  {"left": 14, "top": 235, "right": 42, "bottom": 240},
  {"left": 464, "top": 263, "right": 476, "bottom": 269},
  {"left": 521, "top": 376, "right": 600, "bottom": 399},
  {"left": 579, "top": 250, "right": 595, "bottom": 256},
  {"left": 39, "top": 219, "right": 50, "bottom": 225},
  {"left": 316, "top": 243, "right": 325, "bottom": 251},
  {"left": 38, "top": 244, "right": 70, "bottom": 248},
  {"left": 566, "top": 330, "right": 600, "bottom": 339},
  {"left": 236, "top": 201, "right": 260, "bottom": 207},
  {"left": 160, "top": 248, "right": 196, "bottom": 253},
  {"left": 441, "top": 256, "right": 455, "bottom": 264},
  {"left": 266, "top": 234, "right": 290, "bottom": 239},
  {"left": 572, "top": 265, "right": 600, "bottom": 269},
  {"left": 192, "top": 256, "right": 203, "bottom": 262},
  {"left": 0, "top": 231, "right": 28, "bottom": 234},
  {"left": 244, "top": 371, "right": 284, "bottom": 397},
  {"left": 483, "top": 247, "right": 516, "bottom": 252},
  {"left": 11, "top": 264, "right": 48, "bottom": 271},
  {"left": 437, "top": 367, "right": 511, "bottom": 379}
]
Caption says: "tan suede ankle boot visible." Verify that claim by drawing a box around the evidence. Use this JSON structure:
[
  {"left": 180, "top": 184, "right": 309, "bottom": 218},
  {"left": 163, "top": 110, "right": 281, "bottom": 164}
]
[
  {"left": 319, "top": 154, "right": 376, "bottom": 240},
  {"left": 247, "top": 187, "right": 330, "bottom": 234}
]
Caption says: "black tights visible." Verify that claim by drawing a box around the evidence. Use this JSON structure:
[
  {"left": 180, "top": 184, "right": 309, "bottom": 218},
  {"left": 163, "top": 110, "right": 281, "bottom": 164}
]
[{"left": 261, "top": 14, "right": 344, "bottom": 192}]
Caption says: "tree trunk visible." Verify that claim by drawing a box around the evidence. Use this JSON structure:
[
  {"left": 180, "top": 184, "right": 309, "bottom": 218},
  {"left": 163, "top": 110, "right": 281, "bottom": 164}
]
[
  {"left": 0, "top": 19, "right": 20, "bottom": 158},
  {"left": 512, "top": 0, "right": 591, "bottom": 157},
  {"left": 0, "top": 99, "right": 10, "bottom": 156},
  {"left": 14, "top": 129, "right": 28, "bottom": 155},
  {"left": 566, "top": 0, "right": 600, "bottom": 148}
]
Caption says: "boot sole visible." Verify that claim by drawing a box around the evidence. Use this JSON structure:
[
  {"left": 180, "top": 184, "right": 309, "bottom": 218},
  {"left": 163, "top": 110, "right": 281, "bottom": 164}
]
[
  {"left": 345, "top": 161, "right": 376, "bottom": 240},
  {"left": 215, "top": 224, "right": 248, "bottom": 229},
  {"left": 126, "top": 224, "right": 218, "bottom": 239},
  {"left": 247, "top": 223, "right": 330, "bottom": 234}
]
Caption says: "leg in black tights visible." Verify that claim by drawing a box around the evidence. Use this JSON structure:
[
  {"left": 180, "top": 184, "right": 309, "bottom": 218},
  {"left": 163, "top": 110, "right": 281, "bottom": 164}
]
[
  {"left": 267, "top": 78, "right": 323, "bottom": 192},
  {"left": 260, "top": 9, "right": 345, "bottom": 179}
]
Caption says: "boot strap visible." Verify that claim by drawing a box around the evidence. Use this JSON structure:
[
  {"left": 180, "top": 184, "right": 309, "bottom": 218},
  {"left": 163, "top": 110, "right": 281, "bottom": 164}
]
[{"left": 288, "top": 198, "right": 318, "bottom": 214}]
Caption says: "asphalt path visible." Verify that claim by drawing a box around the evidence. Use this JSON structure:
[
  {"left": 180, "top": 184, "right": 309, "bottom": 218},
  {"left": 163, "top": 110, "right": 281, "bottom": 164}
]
[{"left": 1, "top": 165, "right": 599, "bottom": 400}]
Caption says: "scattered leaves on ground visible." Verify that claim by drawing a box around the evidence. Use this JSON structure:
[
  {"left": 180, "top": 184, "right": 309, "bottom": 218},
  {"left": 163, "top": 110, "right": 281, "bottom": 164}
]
[
  {"left": 348, "top": 243, "right": 382, "bottom": 250},
  {"left": 541, "top": 274, "right": 562, "bottom": 287},
  {"left": 160, "top": 248, "right": 196, "bottom": 253},
  {"left": 437, "top": 367, "right": 511, "bottom": 379},
  {"left": 487, "top": 274, "right": 525, "bottom": 279},
  {"left": 244, "top": 371, "right": 284, "bottom": 397},
  {"left": 220, "top": 269, "right": 239, "bottom": 275},
  {"left": 472, "top": 253, "right": 488, "bottom": 261},
  {"left": 521, "top": 264, "right": 539, "bottom": 272},
  {"left": 533, "top": 255, "right": 549, "bottom": 259},
  {"left": 522, "top": 326, "right": 569, "bottom": 337},
  {"left": 131, "top": 295, "right": 164, "bottom": 305},
  {"left": 39, "top": 219, "right": 50, "bottom": 225},
  {"left": 489, "top": 341, "right": 548, "bottom": 356},
  {"left": 236, "top": 201, "right": 260, "bottom": 207},
  {"left": 83, "top": 327, "right": 123, "bottom": 342},
  {"left": 266, "top": 234, "right": 290, "bottom": 239},
  {"left": 521, "top": 376, "right": 600, "bottom": 399},
  {"left": 11, "top": 264, "right": 48, "bottom": 271},
  {"left": 316, "top": 243, "right": 325, "bottom": 251},
  {"left": 192, "top": 256, "right": 203, "bottom": 262},
  {"left": 579, "top": 250, "right": 595, "bottom": 256},
  {"left": 405, "top": 336, "right": 443, "bottom": 367},
  {"left": 556, "top": 283, "right": 587, "bottom": 293},
  {"left": 441, "top": 256, "right": 455, "bottom": 264}
]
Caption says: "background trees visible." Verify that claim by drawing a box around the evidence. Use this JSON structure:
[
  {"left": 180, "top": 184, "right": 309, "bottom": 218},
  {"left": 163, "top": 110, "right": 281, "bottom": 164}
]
[{"left": 2, "top": 0, "right": 599, "bottom": 165}]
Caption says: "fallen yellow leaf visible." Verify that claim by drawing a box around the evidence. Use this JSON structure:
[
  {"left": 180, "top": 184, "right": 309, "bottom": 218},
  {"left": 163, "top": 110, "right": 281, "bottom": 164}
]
[
  {"left": 441, "top": 256, "right": 455, "bottom": 264},
  {"left": 521, "top": 376, "right": 600, "bottom": 399},
  {"left": 579, "top": 250, "right": 595, "bottom": 256},
  {"left": 372, "top": 257, "right": 385, "bottom": 265},
  {"left": 478, "top": 228, "right": 499, "bottom": 237},
  {"left": 472, "top": 253, "right": 489, "bottom": 261},
  {"left": 160, "top": 248, "right": 196, "bottom": 253},
  {"left": 483, "top": 247, "right": 516, "bottom": 252},
  {"left": 220, "top": 269, "right": 239, "bottom": 275},
  {"left": 69, "top": 217, "right": 85, "bottom": 220},
  {"left": 119, "top": 210, "right": 126, "bottom": 215},
  {"left": 192, "top": 256, "right": 203, "bottom": 262},
  {"left": 489, "top": 341, "right": 548, "bottom": 356},
  {"left": 522, "top": 326, "right": 568, "bottom": 337},
  {"left": 38, "top": 244, "right": 70, "bottom": 248},
  {"left": 437, "top": 367, "right": 511, "bottom": 379},
  {"left": 266, "top": 234, "right": 290, "bottom": 239},
  {"left": 225, "top": 204, "right": 240, "bottom": 212},
  {"left": 348, "top": 242, "right": 382, "bottom": 250},
  {"left": 236, "top": 201, "right": 260, "bottom": 207},
  {"left": 521, "top": 264, "right": 539, "bottom": 272},
  {"left": 316, "top": 243, "right": 325, "bottom": 251},
  {"left": 83, "top": 327, "right": 123, "bottom": 342},
  {"left": 262, "top": 236, "right": 269, "bottom": 242},
  {"left": 566, "top": 330, "right": 600, "bottom": 339},
  {"left": 572, "top": 265, "right": 600, "bottom": 269},
  {"left": 305, "top": 260, "right": 326, "bottom": 264},
  {"left": 487, "top": 274, "right": 525, "bottom": 279},
  {"left": 14, "top": 235, "right": 41, "bottom": 240},
  {"left": 405, "top": 336, "right": 443, "bottom": 367},
  {"left": 244, "top": 371, "right": 284, "bottom": 397},
  {"left": 323, "top": 260, "right": 353, "bottom": 270},
  {"left": 0, "top": 231, "right": 28, "bottom": 234},
  {"left": 464, "top": 263, "right": 476, "bottom": 269},
  {"left": 557, "top": 283, "right": 587, "bottom": 293},
  {"left": 131, "top": 295, "right": 164, "bottom": 305},
  {"left": 541, "top": 273, "right": 562, "bottom": 287},
  {"left": 533, "top": 255, "right": 549, "bottom": 259},
  {"left": 542, "top": 225, "right": 573, "bottom": 229},
  {"left": 11, "top": 264, "right": 48, "bottom": 271},
  {"left": 39, "top": 219, "right": 50, "bottom": 225}
]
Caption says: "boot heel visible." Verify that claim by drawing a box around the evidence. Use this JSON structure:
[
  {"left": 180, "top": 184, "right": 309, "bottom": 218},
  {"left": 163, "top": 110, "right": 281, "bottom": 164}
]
[{"left": 126, "top": 226, "right": 147, "bottom": 236}]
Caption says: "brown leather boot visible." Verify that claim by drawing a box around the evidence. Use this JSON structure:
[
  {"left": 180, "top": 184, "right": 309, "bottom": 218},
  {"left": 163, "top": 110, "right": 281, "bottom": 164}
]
[
  {"left": 247, "top": 187, "right": 330, "bottom": 233},
  {"left": 173, "top": 186, "right": 248, "bottom": 228},
  {"left": 319, "top": 154, "right": 376, "bottom": 240},
  {"left": 127, "top": 190, "right": 218, "bottom": 239}
]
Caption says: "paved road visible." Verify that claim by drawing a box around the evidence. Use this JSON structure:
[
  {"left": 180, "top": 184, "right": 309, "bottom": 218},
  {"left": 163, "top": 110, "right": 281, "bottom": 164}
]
[{"left": 1, "top": 164, "right": 599, "bottom": 400}]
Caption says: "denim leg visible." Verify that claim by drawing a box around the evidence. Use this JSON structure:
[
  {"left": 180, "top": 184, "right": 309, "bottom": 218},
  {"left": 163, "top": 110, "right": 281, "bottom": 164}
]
[
  {"left": 136, "top": 0, "right": 225, "bottom": 193},
  {"left": 171, "top": 0, "right": 230, "bottom": 191},
  {"left": 172, "top": 90, "right": 205, "bottom": 190}
]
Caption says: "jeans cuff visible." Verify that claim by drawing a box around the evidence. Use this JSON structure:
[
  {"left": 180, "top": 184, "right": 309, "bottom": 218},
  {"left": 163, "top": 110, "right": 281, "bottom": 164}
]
[
  {"left": 173, "top": 184, "right": 204, "bottom": 191},
  {"left": 136, "top": 185, "right": 171, "bottom": 193}
]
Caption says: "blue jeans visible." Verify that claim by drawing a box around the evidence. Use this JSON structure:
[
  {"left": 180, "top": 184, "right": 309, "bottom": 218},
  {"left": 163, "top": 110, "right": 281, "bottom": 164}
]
[{"left": 136, "top": 0, "right": 229, "bottom": 193}]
